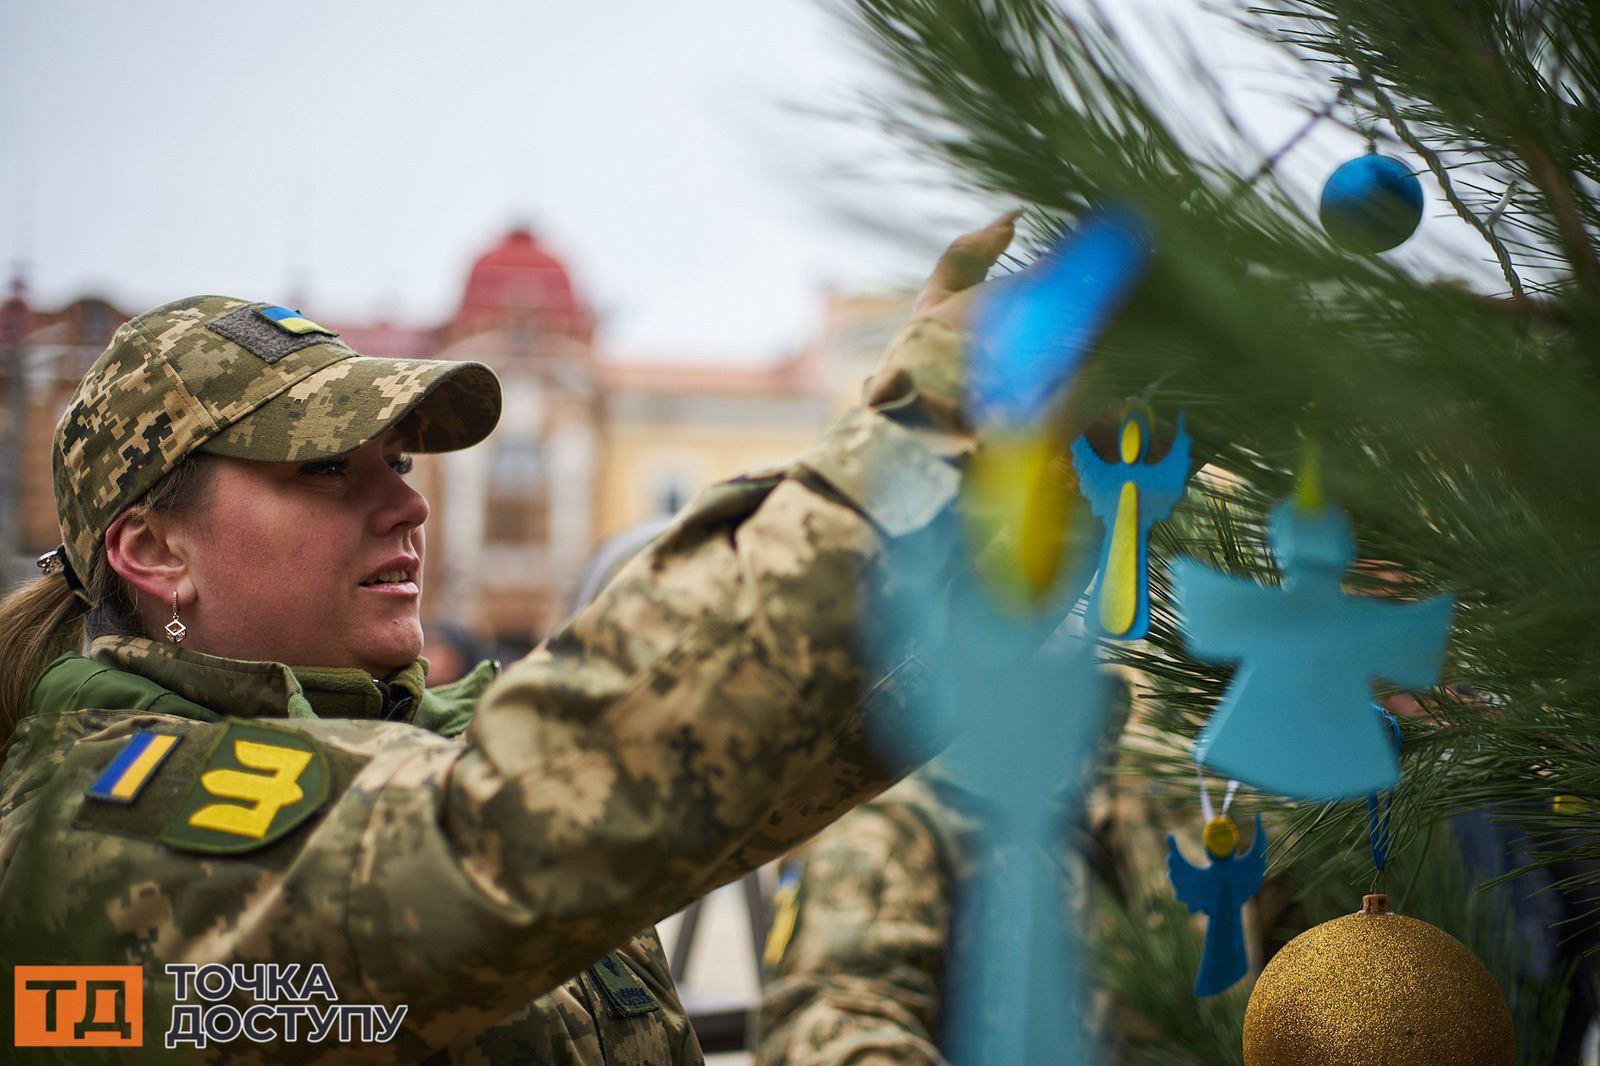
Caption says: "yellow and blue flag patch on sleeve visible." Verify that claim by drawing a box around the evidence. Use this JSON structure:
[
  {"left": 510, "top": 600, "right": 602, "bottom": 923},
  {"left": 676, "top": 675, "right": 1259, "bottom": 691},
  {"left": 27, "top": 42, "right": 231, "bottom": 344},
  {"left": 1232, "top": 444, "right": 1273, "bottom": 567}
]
[
  {"left": 87, "top": 730, "right": 182, "bottom": 804},
  {"left": 762, "top": 861, "right": 805, "bottom": 970},
  {"left": 256, "top": 305, "right": 337, "bottom": 337}
]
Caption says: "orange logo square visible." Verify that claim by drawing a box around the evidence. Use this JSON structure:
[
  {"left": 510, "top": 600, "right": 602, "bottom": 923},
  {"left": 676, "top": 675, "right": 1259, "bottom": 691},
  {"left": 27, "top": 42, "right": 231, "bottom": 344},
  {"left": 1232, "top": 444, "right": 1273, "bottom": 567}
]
[{"left": 13, "top": 966, "right": 143, "bottom": 1047}]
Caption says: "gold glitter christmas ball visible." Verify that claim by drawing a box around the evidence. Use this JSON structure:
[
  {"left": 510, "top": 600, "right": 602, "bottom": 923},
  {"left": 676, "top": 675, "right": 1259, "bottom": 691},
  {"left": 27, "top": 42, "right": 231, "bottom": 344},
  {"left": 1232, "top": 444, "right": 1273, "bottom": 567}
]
[{"left": 1243, "top": 894, "right": 1514, "bottom": 1065}]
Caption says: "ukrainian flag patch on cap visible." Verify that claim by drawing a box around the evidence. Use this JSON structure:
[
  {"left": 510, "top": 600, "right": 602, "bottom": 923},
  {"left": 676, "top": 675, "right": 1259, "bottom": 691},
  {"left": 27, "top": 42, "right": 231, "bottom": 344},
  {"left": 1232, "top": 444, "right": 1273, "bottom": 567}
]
[
  {"left": 87, "top": 730, "right": 183, "bottom": 805},
  {"left": 257, "top": 305, "right": 337, "bottom": 337}
]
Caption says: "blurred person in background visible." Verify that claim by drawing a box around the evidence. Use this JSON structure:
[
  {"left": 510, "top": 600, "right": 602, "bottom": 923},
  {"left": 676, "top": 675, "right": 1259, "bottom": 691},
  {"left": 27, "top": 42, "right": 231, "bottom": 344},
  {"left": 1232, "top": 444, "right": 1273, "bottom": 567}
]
[
  {"left": 756, "top": 763, "right": 978, "bottom": 1065},
  {"left": 755, "top": 725, "right": 1130, "bottom": 1064},
  {"left": 0, "top": 214, "right": 1014, "bottom": 1063},
  {"left": 419, "top": 622, "right": 493, "bottom": 686}
]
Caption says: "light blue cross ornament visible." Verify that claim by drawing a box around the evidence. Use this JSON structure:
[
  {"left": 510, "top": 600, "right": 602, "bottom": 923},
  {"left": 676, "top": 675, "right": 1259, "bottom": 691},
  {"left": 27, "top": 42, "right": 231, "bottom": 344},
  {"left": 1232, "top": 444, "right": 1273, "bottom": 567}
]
[
  {"left": 864, "top": 513, "right": 1110, "bottom": 1065},
  {"left": 1173, "top": 501, "right": 1454, "bottom": 800},
  {"left": 1072, "top": 409, "right": 1193, "bottom": 640}
]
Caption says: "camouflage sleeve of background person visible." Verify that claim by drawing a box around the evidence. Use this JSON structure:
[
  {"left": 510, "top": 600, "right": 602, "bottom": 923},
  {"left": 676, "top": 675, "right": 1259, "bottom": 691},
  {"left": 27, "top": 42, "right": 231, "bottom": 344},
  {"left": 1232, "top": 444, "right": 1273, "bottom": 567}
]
[
  {"left": 756, "top": 770, "right": 971, "bottom": 1066},
  {"left": 0, "top": 218, "right": 1016, "bottom": 1054}
]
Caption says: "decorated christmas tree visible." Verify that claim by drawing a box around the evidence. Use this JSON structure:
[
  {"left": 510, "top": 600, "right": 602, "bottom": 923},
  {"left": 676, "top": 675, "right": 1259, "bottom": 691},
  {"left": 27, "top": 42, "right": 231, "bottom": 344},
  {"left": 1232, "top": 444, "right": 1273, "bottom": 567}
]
[{"left": 839, "top": 0, "right": 1600, "bottom": 1061}]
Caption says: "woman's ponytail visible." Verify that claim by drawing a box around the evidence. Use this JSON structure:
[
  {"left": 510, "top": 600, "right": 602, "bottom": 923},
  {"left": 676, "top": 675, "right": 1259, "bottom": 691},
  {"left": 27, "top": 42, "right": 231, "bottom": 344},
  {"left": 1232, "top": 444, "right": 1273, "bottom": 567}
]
[
  {"left": 0, "top": 452, "right": 214, "bottom": 748},
  {"left": 0, "top": 571, "right": 84, "bottom": 749}
]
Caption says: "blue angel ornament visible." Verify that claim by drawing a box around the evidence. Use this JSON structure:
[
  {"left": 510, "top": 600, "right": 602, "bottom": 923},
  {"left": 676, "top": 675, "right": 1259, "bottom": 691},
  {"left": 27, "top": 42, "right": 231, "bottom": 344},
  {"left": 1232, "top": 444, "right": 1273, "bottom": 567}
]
[
  {"left": 1174, "top": 501, "right": 1454, "bottom": 800},
  {"left": 1167, "top": 812, "right": 1268, "bottom": 996},
  {"left": 864, "top": 514, "right": 1110, "bottom": 1066},
  {"left": 855, "top": 208, "right": 1156, "bottom": 1063},
  {"left": 1072, "top": 409, "right": 1192, "bottom": 639}
]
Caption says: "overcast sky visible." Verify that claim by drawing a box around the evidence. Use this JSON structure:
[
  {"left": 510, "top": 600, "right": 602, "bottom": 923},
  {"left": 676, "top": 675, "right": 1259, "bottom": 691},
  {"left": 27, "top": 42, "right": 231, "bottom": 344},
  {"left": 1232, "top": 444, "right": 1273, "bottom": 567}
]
[
  {"left": 1, "top": 1, "right": 986, "bottom": 358},
  {"left": 3, "top": 1, "right": 1474, "bottom": 361}
]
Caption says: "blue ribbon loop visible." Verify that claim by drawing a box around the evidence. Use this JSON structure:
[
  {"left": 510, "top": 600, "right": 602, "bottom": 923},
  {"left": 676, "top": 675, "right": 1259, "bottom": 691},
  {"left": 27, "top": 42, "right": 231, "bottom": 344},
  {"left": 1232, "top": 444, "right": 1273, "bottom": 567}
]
[{"left": 1366, "top": 706, "right": 1403, "bottom": 872}]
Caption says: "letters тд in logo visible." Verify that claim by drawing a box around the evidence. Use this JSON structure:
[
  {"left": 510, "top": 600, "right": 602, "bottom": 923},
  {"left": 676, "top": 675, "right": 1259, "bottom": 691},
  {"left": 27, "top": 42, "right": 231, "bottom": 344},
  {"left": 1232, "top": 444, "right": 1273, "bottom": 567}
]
[{"left": 13, "top": 966, "right": 143, "bottom": 1047}]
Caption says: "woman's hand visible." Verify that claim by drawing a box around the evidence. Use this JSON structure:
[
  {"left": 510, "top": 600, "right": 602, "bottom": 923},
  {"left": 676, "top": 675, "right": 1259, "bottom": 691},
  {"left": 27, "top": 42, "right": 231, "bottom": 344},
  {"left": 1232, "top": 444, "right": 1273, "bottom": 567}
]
[
  {"left": 862, "top": 212, "right": 1019, "bottom": 418},
  {"left": 913, "top": 210, "right": 1020, "bottom": 331}
]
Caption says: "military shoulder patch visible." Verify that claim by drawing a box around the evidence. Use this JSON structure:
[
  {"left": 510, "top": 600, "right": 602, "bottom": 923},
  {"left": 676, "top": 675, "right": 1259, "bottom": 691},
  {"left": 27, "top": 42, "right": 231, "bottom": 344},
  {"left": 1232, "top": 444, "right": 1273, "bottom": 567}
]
[
  {"left": 588, "top": 953, "right": 660, "bottom": 1018},
  {"left": 86, "top": 729, "right": 182, "bottom": 804},
  {"left": 762, "top": 861, "right": 804, "bottom": 971},
  {"left": 158, "top": 721, "right": 330, "bottom": 854},
  {"left": 207, "top": 303, "right": 345, "bottom": 364}
]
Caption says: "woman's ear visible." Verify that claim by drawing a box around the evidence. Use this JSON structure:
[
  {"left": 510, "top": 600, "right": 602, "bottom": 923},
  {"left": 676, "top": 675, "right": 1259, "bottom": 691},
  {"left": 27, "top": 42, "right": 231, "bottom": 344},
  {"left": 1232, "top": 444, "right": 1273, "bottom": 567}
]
[{"left": 104, "top": 511, "right": 192, "bottom": 606}]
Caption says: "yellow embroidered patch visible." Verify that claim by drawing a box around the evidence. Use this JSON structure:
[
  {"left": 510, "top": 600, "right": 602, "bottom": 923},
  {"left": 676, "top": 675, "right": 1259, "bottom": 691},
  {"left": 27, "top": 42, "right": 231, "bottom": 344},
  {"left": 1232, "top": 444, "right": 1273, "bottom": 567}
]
[{"left": 159, "top": 722, "right": 329, "bottom": 853}]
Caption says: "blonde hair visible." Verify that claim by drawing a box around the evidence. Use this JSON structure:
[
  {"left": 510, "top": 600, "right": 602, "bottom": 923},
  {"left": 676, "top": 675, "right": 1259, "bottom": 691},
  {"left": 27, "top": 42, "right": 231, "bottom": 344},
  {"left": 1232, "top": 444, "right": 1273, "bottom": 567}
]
[
  {"left": 0, "top": 455, "right": 214, "bottom": 745},
  {"left": 0, "top": 575, "right": 82, "bottom": 747}
]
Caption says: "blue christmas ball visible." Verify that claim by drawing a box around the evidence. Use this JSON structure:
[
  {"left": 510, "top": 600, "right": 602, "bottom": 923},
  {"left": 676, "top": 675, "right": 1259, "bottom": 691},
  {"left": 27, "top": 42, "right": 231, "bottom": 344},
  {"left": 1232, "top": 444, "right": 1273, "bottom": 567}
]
[{"left": 1317, "top": 154, "right": 1423, "bottom": 253}]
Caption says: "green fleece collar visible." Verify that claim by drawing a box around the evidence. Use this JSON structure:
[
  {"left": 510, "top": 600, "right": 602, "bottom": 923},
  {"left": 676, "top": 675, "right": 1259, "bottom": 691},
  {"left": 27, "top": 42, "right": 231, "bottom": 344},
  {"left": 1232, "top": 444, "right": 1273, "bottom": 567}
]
[{"left": 87, "top": 636, "right": 432, "bottom": 723}]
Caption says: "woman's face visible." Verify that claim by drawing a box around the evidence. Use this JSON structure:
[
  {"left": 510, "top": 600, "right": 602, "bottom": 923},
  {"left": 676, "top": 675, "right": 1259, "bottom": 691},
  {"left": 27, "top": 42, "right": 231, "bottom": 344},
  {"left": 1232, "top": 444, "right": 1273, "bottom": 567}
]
[{"left": 166, "top": 430, "right": 429, "bottom": 675}]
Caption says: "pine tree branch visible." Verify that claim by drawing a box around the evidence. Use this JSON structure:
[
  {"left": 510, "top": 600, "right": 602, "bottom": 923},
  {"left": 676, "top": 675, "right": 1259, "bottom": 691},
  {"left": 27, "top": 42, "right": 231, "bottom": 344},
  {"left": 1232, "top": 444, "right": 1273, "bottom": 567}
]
[
  {"left": 1446, "top": 1, "right": 1600, "bottom": 301},
  {"left": 1234, "top": 86, "right": 1348, "bottom": 195},
  {"left": 839, "top": 0, "right": 1600, "bottom": 941},
  {"left": 1516, "top": 135, "right": 1600, "bottom": 299},
  {"left": 1347, "top": 57, "right": 1528, "bottom": 297}
]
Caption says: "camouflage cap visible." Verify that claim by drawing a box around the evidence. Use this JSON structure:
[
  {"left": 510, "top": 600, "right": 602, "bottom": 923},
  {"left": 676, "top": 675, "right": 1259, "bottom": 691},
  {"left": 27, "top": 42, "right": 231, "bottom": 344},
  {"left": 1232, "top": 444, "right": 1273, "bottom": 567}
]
[{"left": 52, "top": 295, "right": 502, "bottom": 578}]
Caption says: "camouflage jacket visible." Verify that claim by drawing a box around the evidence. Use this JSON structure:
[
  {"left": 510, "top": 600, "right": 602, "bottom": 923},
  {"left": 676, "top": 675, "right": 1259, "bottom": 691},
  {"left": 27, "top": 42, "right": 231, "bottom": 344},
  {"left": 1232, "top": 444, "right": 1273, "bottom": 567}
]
[
  {"left": 0, "top": 318, "right": 970, "bottom": 1064},
  {"left": 5, "top": 639, "right": 699, "bottom": 1063}
]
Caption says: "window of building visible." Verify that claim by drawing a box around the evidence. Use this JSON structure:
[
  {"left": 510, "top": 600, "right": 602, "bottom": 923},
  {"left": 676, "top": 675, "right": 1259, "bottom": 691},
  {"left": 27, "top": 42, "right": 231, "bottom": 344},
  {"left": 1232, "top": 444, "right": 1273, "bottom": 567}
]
[
  {"left": 484, "top": 438, "right": 548, "bottom": 544},
  {"left": 485, "top": 491, "right": 549, "bottom": 544}
]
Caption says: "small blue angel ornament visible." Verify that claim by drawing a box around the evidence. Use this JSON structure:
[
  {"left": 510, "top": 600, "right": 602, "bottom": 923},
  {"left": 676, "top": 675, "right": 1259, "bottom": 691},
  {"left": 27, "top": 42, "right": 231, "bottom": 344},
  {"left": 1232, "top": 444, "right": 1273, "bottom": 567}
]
[
  {"left": 1167, "top": 811, "right": 1268, "bottom": 996},
  {"left": 1072, "top": 409, "right": 1192, "bottom": 639},
  {"left": 1174, "top": 500, "right": 1454, "bottom": 800}
]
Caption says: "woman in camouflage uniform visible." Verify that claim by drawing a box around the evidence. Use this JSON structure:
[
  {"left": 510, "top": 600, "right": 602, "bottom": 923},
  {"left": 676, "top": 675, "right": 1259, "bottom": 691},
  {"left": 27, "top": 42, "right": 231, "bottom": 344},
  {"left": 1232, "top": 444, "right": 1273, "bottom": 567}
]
[{"left": 0, "top": 217, "right": 1015, "bottom": 1064}]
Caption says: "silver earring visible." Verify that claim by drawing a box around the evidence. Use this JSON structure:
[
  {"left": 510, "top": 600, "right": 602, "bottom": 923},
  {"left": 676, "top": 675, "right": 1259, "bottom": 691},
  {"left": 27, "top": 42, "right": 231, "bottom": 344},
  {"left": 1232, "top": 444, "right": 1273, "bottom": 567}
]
[{"left": 165, "top": 591, "right": 187, "bottom": 644}]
